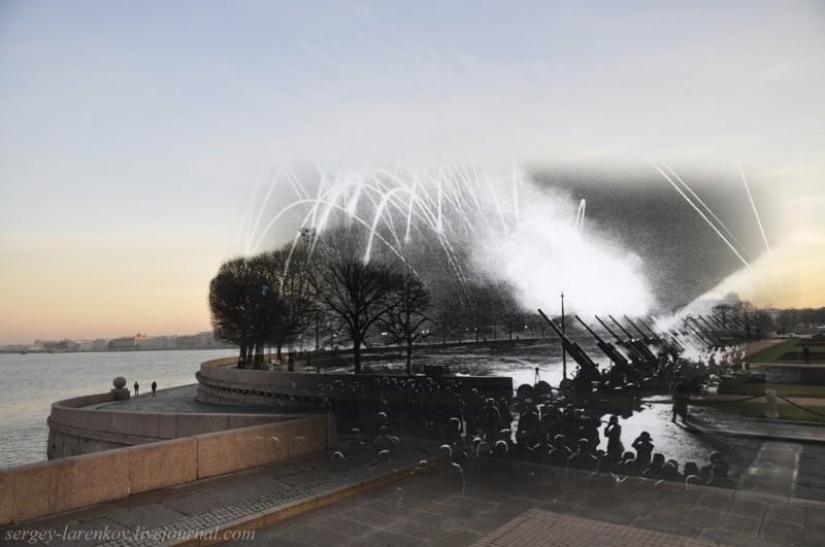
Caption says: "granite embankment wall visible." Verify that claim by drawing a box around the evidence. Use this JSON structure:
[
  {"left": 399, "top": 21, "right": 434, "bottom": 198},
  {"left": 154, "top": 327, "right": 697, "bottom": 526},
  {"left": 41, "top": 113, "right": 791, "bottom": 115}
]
[
  {"left": 2, "top": 408, "right": 335, "bottom": 524},
  {"left": 196, "top": 356, "right": 514, "bottom": 408},
  {"left": 47, "top": 390, "right": 284, "bottom": 458}
]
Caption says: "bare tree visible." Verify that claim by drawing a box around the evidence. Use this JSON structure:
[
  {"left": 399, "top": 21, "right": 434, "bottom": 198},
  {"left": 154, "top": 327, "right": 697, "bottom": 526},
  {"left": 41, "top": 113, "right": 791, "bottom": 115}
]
[
  {"left": 379, "top": 273, "right": 431, "bottom": 374},
  {"left": 311, "top": 254, "right": 400, "bottom": 373},
  {"left": 257, "top": 247, "right": 315, "bottom": 360}
]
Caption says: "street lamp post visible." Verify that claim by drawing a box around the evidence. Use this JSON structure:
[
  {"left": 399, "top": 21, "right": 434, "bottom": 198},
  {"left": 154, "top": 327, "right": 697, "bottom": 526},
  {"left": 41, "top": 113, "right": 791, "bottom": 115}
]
[{"left": 561, "top": 292, "right": 567, "bottom": 380}]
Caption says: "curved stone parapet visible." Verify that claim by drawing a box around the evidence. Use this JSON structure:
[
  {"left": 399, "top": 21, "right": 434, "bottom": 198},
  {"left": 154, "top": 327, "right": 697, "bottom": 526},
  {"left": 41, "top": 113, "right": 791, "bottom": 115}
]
[
  {"left": 11, "top": 410, "right": 335, "bottom": 524},
  {"left": 196, "top": 356, "right": 514, "bottom": 408},
  {"left": 47, "top": 389, "right": 292, "bottom": 459}
]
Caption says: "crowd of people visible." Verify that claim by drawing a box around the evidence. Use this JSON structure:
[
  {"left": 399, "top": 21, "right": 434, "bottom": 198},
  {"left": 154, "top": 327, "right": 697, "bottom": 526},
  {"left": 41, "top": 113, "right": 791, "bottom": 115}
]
[
  {"left": 317, "top": 374, "right": 737, "bottom": 489},
  {"left": 503, "top": 401, "right": 735, "bottom": 488}
]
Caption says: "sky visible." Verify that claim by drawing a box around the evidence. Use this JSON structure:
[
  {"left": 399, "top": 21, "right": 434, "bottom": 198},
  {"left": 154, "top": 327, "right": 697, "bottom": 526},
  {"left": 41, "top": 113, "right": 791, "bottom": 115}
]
[{"left": 1, "top": 1, "right": 823, "bottom": 344}]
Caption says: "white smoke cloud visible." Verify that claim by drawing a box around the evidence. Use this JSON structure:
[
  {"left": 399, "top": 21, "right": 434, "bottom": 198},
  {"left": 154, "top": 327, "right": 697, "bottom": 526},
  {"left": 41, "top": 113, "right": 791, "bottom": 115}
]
[
  {"left": 255, "top": 164, "right": 657, "bottom": 318},
  {"left": 469, "top": 176, "right": 655, "bottom": 317}
]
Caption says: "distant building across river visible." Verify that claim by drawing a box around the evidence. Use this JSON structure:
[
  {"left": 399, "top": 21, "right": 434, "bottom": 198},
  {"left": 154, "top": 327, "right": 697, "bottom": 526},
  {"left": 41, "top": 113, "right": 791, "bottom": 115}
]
[{"left": 2, "top": 331, "right": 231, "bottom": 353}]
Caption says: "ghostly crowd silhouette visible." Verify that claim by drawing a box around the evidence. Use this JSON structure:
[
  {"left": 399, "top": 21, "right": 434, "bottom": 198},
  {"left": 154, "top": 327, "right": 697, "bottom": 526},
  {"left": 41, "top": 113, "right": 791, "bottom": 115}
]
[{"left": 317, "top": 374, "right": 736, "bottom": 489}]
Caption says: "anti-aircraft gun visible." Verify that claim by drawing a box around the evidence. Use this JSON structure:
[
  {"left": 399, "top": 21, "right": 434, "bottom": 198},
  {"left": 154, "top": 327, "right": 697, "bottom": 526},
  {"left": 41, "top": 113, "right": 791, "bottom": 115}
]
[
  {"left": 624, "top": 315, "right": 657, "bottom": 344},
  {"left": 625, "top": 314, "right": 678, "bottom": 358},
  {"left": 609, "top": 315, "right": 658, "bottom": 363},
  {"left": 595, "top": 315, "right": 648, "bottom": 367},
  {"left": 707, "top": 314, "right": 727, "bottom": 331},
  {"left": 697, "top": 315, "right": 723, "bottom": 343},
  {"left": 537, "top": 309, "right": 600, "bottom": 386},
  {"left": 640, "top": 316, "right": 684, "bottom": 353},
  {"left": 575, "top": 315, "right": 629, "bottom": 369},
  {"left": 685, "top": 318, "right": 714, "bottom": 346}
]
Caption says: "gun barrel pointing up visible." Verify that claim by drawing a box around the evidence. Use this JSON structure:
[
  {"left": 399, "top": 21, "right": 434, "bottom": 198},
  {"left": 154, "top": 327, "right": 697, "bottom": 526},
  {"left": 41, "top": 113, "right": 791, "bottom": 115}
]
[
  {"left": 623, "top": 315, "right": 651, "bottom": 341},
  {"left": 594, "top": 315, "right": 622, "bottom": 342},
  {"left": 576, "top": 315, "right": 630, "bottom": 368},
  {"left": 608, "top": 315, "right": 635, "bottom": 340},
  {"left": 537, "top": 309, "right": 600, "bottom": 373}
]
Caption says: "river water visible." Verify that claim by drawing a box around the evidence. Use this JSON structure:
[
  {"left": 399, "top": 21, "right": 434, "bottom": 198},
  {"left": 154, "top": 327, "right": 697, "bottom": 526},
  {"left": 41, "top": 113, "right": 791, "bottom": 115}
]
[{"left": 0, "top": 349, "right": 238, "bottom": 468}]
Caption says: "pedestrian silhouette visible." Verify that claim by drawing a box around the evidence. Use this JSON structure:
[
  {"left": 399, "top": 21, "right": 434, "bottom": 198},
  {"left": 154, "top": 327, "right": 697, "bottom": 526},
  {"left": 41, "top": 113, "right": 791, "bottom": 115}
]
[
  {"left": 671, "top": 377, "right": 689, "bottom": 423},
  {"left": 151, "top": 381, "right": 157, "bottom": 396},
  {"left": 631, "top": 432, "right": 654, "bottom": 466},
  {"left": 133, "top": 382, "right": 139, "bottom": 396},
  {"left": 803, "top": 344, "right": 810, "bottom": 365},
  {"left": 604, "top": 415, "right": 623, "bottom": 460}
]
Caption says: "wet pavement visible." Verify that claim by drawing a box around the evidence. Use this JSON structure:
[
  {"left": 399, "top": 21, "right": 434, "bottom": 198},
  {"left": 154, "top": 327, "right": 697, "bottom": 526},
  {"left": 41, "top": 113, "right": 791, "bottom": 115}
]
[{"left": 601, "top": 404, "right": 762, "bottom": 481}]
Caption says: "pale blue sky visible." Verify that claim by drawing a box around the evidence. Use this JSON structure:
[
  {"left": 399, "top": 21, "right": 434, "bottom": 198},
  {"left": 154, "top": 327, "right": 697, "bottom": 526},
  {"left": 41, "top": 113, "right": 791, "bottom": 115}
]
[{"left": 1, "top": 1, "right": 823, "bottom": 343}]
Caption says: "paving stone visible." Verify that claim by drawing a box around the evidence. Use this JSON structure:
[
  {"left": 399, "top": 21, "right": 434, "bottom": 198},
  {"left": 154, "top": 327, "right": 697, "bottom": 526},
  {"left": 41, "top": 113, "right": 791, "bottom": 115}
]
[
  {"left": 803, "top": 524, "right": 825, "bottom": 547},
  {"left": 658, "top": 490, "right": 701, "bottom": 509},
  {"left": 472, "top": 509, "right": 719, "bottom": 547},
  {"left": 765, "top": 503, "right": 806, "bottom": 526},
  {"left": 348, "top": 507, "right": 401, "bottom": 528},
  {"left": 537, "top": 486, "right": 594, "bottom": 509},
  {"left": 223, "top": 533, "right": 315, "bottom": 547},
  {"left": 728, "top": 498, "right": 769, "bottom": 518},
  {"left": 644, "top": 503, "right": 693, "bottom": 522},
  {"left": 436, "top": 494, "right": 497, "bottom": 513},
  {"left": 632, "top": 517, "right": 700, "bottom": 538},
  {"left": 681, "top": 507, "right": 723, "bottom": 529},
  {"left": 716, "top": 513, "right": 762, "bottom": 538},
  {"left": 574, "top": 507, "right": 636, "bottom": 526},
  {"left": 697, "top": 528, "right": 777, "bottom": 547},
  {"left": 44, "top": 518, "right": 132, "bottom": 547},
  {"left": 759, "top": 519, "right": 804, "bottom": 545},
  {"left": 426, "top": 529, "right": 483, "bottom": 547},
  {"left": 360, "top": 529, "right": 425, "bottom": 547},
  {"left": 805, "top": 505, "right": 825, "bottom": 527},
  {"left": 310, "top": 515, "right": 376, "bottom": 539},
  {"left": 694, "top": 492, "right": 733, "bottom": 512},
  {"left": 288, "top": 523, "right": 352, "bottom": 546},
  {"left": 382, "top": 516, "right": 442, "bottom": 539}
]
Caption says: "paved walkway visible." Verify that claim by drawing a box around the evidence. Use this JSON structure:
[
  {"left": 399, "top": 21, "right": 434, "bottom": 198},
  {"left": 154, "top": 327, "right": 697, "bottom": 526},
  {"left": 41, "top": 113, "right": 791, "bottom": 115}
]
[
  {"left": 6, "top": 442, "right": 825, "bottom": 547},
  {"left": 470, "top": 508, "right": 719, "bottom": 547},
  {"left": 685, "top": 413, "right": 825, "bottom": 444},
  {"left": 0, "top": 437, "right": 444, "bottom": 547},
  {"left": 223, "top": 456, "right": 825, "bottom": 547},
  {"left": 689, "top": 394, "right": 825, "bottom": 407},
  {"left": 92, "top": 385, "right": 280, "bottom": 415}
]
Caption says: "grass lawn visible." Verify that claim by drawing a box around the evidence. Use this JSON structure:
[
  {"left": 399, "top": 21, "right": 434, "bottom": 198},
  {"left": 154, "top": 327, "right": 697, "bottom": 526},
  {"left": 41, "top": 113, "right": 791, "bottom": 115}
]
[
  {"left": 692, "top": 401, "right": 825, "bottom": 423},
  {"left": 746, "top": 340, "right": 797, "bottom": 363},
  {"left": 719, "top": 381, "right": 825, "bottom": 398}
]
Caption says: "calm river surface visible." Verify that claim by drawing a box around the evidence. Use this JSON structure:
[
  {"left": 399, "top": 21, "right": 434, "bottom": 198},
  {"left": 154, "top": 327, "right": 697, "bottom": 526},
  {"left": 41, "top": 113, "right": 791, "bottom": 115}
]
[{"left": 0, "top": 349, "right": 238, "bottom": 468}]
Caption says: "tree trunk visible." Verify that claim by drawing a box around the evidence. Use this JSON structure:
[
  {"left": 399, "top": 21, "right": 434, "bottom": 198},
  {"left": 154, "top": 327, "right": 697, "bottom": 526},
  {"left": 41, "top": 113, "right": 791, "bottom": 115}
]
[
  {"left": 406, "top": 340, "right": 413, "bottom": 375},
  {"left": 353, "top": 339, "right": 362, "bottom": 374},
  {"left": 238, "top": 345, "right": 247, "bottom": 368},
  {"left": 254, "top": 342, "right": 265, "bottom": 369}
]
